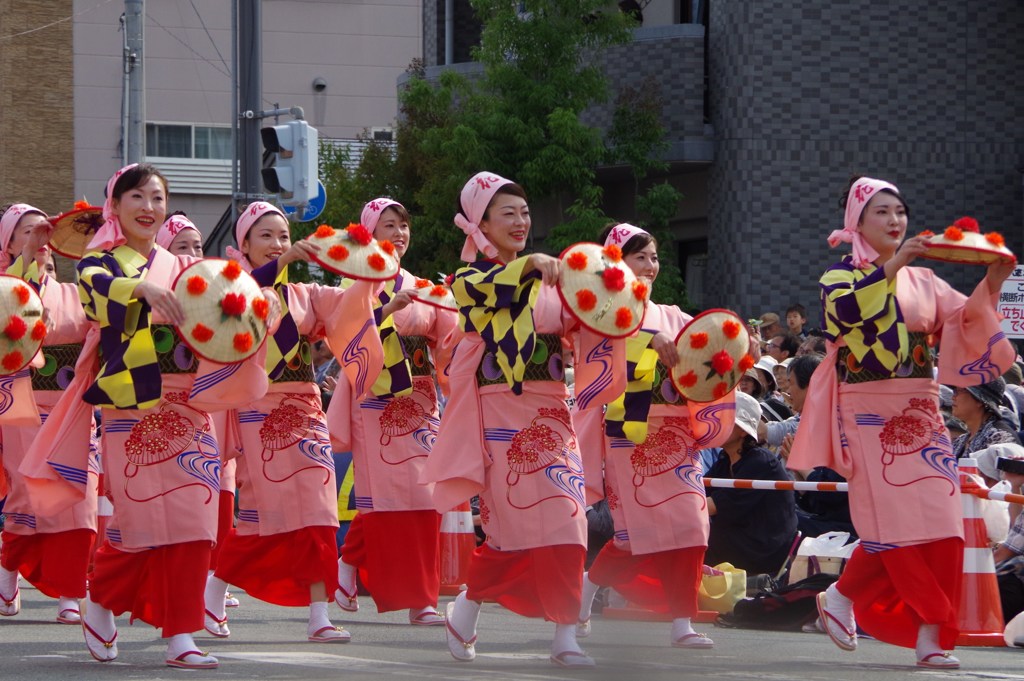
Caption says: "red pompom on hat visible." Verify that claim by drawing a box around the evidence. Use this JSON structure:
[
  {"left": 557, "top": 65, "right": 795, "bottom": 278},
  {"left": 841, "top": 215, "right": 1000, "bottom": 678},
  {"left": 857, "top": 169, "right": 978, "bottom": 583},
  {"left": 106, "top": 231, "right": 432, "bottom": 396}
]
[{"left": 170, "top": 258, "right": 269, "bottom": 364}]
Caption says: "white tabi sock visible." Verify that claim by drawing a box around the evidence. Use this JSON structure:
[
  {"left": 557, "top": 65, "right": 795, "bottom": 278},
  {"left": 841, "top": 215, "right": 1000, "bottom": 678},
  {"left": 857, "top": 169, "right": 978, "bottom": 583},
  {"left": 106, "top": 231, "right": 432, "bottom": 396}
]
[
  {"left": 552, "top": 622, "right": 584, "bottom": 655},
  {"left": 579, "top": 572, "right": 600, "bottom": 622},
  {"left": 450, "top": 592, "right": 481, "bottom": 639},
  {"left": 337, "top": 558, "right": 357, "bottom": 593},
  {"left": 825, "top": 584, "right": 854, "bottom": 624},
  {"left": 308, "top": 600, "right": 333, "bottom": 635},
  {"left": 204, "top": 574, "right": 229, "bottom": 620},
  {"left": 165, "top": 633, "right": 196, "bottom": 659},
  {"left": 915, "top": 623, "right": 944, "bottom": 658},
  {"left": 84, "top": 595, "right": 116, "bottom": 640},
  {"left": 671, "top": 617, "right": 696, "bottom": 640},
  {"left": 0, "top": 566, "right": 17, "bottom": 596}
]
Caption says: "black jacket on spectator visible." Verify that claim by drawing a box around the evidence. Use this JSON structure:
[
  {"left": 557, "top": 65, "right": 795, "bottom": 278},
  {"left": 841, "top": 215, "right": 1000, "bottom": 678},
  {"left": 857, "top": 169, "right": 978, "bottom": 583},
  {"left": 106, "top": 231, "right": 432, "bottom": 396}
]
[
  {"left": 706, "top": 446, "right": 798, "bottom": 576},
  {"left": 796, "top": 466, "right": 857, "bottom": 539}
]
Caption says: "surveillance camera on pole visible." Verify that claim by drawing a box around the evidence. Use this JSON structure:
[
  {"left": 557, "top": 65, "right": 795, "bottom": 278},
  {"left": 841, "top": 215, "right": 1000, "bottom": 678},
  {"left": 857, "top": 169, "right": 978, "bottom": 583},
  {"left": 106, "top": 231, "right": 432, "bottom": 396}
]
[{"left": 261, "top": 119, "right": 318, "bottom": 206}]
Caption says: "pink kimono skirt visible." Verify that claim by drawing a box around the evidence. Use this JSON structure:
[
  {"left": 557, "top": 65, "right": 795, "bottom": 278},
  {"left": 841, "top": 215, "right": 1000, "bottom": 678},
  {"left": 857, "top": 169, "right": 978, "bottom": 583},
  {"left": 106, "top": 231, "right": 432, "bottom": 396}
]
[
  {"left": 89, "top": 374, "right": 221, "bottom": 637},
  {"left": 215, "top": 382, "right": 340, "bottom": 607},
  {"left": 1, "top": 381, "right": 98, "bottom": 599}
]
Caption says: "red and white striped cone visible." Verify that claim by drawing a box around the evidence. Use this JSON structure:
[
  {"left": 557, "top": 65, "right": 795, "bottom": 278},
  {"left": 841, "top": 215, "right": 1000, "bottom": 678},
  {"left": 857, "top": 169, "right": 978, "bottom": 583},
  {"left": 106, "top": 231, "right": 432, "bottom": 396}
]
[
  {"left": 439, "top": 501, "right": 476, "bottom": 596},
  {"left": 956, "top": 457, "right": 1005, "bottom": 647}
]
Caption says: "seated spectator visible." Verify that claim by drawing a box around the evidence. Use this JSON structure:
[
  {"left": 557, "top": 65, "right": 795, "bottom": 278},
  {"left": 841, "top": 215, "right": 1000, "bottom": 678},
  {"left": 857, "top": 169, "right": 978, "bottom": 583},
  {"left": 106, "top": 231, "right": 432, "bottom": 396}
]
[
  {"left": 764, "top": 352, "right": 855, "bottom": 539},
  {"left": 754, "top": 356, "right": 779, "bottom": 398},
  {"left": 760, "top": 353, "right": 823, "bottom": 454},
  {"left": 761, "top": 396, "right": 793, "bottom": 424},
  {"left": 312, "top": 339, "right": 340, "bottom": 410},
  {"left": 973, "top": 444, "right": 1019, "bottom": 546},
  {"left": 992, "top": 445, "right": 1024, "bottom": 623},
  {"left": 795, "top": 333, "right": 827, "bottom": 357},
  {"left": 951, "top": 377, "right": 1021, "bottom": 458},
  {"left": 1003, "top": 363, "right": 1024, "bottom": 428},
  {"left": 739, "top": 368, "right": 766, "bottom": 400},
  {"left": 773, "top": 358, "right": 792, "bottom": 399},
  {"left": 795, "top": 467, "right": 856, "bottom": 540},
  {"left": 765, "top": 333, "right": 800, "bottom": 363},
  {"left": 757, "top": 312, "right": 783, "bottom": 343},
  {"left": 706, "top": 392, "right": 798, "bottom": 577},
  {"left": 945, "top": 414, "right": 968, "bottom": 441}
]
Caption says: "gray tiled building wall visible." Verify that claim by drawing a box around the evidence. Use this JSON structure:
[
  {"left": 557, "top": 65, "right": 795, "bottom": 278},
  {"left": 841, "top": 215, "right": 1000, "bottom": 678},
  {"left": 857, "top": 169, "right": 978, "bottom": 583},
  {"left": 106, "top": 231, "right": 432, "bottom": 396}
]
[
  {"left": 422, "top": 0, "right": 482, "bottom": 68},
  {"left": 706, "top": 1, "right": 1024, "bottom": 324},
  {"left": 579, "top": 24, "right": 706, "bottom": 144}
]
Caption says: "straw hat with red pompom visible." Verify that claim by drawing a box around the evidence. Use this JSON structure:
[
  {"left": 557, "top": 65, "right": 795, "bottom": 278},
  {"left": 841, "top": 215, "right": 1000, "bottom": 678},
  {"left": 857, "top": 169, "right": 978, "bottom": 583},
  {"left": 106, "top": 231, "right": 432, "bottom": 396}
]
[
  {"left": 556, "top": 242, "right": 648, "bottom": 339},
  {"left": 0, "top": 274, "right": 46, "bottom": 375},
  {"left": 171, "top": 258, "right": 270, "bottom": 364},
  {"left": 48, "top": 200, "right": 104, "bottom": 260},
  {"left": 306, "top": 223, "right": 400, "bottom": 281},
  {"left": 671, "top": 309, "right": 753, "bottom": 403},
  {"left": 408, "top": 275, "right": 458, "bottom": 312},
  {"left": 918, "top": 216, "right": 1016, "bottom": 265}
]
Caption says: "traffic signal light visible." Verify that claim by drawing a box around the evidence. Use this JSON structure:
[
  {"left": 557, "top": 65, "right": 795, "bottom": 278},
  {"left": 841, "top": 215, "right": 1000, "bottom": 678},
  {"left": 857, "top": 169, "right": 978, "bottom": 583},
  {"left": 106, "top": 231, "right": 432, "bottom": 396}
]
[{"left": 261, "top": 120, "right": 318, "bottom": 206}]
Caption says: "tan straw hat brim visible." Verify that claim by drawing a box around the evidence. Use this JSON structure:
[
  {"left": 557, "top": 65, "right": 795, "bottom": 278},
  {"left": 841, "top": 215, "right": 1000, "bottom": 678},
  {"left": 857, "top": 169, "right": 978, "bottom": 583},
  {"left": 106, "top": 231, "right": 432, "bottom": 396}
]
[
  {"left": 172, "top": 258, "right": 269, "bottom": 364},
  {"left": 920, "top": 238, "right": 1015, "bottom": 265},
  {"left": 409, "top": 278, "right": 458, "bottom": 312},
  {"left": 48, "top": 206, "right": 104, "bottom": 260},
  {"left": 671, "top": 308, "right": 753, "bottom": 403},
  {"left": 556, "top": 242, "right": 647, "bottom": 339},
  {"left": 0, "top": 274, "right": 46, "bottom": 375},
  {"left": 307, "top": 223, "right": 400, "bottom": 281}
]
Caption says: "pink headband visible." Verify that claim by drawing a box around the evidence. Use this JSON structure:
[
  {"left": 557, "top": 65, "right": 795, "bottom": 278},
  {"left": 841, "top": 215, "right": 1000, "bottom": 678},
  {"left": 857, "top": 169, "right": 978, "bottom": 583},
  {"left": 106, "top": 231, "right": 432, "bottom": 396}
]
[
  {"left": 361, "top": 198, "right": 404, "bottom": 234},
  {"left": 603, "top": 223, "right": 650, "bottom": 248},
  {"left": 0, "top": 203, "right": 47, "bottom": 272},
  {"left": 454, "top": 171, "right": 514, "bottom": 262},
  {"left": 827, "top": 177, "right": 900, "bottom": 268},
  {"left": 87, "top": 163, "right": 139, "bottom": 252},
  {"left": 156, "top": 214, "right": 200, "bottom": 250},
  {"left": 225, "top": 201, "right": 287, "bottom": 267}
]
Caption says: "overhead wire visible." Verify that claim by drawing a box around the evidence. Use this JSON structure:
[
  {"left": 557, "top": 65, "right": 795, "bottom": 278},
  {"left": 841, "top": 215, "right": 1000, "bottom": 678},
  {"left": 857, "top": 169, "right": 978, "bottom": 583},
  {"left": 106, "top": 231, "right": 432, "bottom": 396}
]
[{"left": 0, "top": 0, "right": 117, "bottom": 42}]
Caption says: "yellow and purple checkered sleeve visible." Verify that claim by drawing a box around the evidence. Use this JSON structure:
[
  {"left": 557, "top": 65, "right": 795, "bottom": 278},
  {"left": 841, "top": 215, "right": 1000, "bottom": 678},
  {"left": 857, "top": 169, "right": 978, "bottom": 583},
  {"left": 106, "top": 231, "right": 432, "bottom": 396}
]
[
  {"left": 820, "top": 259, "right": 908, "bottom": 373},
  {"left": 453, "top": 257, "right": 541, "bottom": 394}
]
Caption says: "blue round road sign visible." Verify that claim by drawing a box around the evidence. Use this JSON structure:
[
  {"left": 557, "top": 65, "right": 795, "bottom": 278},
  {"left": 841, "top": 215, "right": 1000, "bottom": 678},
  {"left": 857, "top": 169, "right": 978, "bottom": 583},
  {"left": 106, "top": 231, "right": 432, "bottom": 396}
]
[{"left": 282, "top": 180, "right": 327, "bottom": 223}]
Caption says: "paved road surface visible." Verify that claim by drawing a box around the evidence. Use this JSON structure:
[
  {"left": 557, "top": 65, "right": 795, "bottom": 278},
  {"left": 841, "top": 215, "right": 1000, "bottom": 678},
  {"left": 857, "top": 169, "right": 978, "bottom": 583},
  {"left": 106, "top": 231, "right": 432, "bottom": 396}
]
[{"left": 3, "top": 582, "right": 1023, "bottom": 680}]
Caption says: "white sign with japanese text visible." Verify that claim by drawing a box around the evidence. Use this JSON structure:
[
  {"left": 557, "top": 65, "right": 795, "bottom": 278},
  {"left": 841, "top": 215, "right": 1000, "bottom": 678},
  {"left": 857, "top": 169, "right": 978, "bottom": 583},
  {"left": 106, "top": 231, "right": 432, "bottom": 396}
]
[{"left": 999, "top": 265, "right": 1024, "bottom": 339}]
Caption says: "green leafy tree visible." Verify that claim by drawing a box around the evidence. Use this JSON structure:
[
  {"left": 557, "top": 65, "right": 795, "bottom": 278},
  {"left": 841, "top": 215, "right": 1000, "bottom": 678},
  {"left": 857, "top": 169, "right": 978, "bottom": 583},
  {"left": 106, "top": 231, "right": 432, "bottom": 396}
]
[{"left": 308, "top": 0, "right": 688, "bottom": 307}]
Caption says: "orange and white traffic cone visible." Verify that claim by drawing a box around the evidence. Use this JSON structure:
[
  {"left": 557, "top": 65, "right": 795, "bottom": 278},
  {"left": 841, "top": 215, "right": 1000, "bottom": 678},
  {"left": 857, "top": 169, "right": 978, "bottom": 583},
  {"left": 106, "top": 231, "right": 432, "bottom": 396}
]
[
  {"left": 956, "top": 457, "right": 1005, "bottom": 647},
  {"left": 439, "top": 501, "right": 476, "bottom": 596}
]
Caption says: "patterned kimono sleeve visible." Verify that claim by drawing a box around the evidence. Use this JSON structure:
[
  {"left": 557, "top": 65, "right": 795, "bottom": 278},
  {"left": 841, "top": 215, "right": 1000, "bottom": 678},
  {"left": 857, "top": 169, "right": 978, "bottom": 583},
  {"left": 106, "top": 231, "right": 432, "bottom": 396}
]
[
  {"left": 452, "top": 257, "right": 536, "bottom": 327},
  {"left": 6, "top": 256, "right": 43, "bottom": 292},
  {"left": 77, "top": 253, "right": 144, "bottom": 334},
  {"left": 452, "top": 257, "right": 540, "bottom": 394},
  {"left": 928, "top": 269, "right": 1015, "bottom": 385},
  {"left": 820, "top": 259, "right": 906, "bottom": 372}
]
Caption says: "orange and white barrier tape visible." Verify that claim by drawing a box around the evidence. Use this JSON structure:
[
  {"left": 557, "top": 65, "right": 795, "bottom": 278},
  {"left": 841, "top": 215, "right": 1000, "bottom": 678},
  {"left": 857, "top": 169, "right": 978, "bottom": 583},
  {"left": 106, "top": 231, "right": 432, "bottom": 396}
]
[
  {"left": 961, "top": 486, "right": 1024, "bottom": 506},
  {"left": 702, "top": 478, "right": 848, "bottom": 492},
  {"left": 702, "top": 477, "right": 1024, "bottom": 503}
]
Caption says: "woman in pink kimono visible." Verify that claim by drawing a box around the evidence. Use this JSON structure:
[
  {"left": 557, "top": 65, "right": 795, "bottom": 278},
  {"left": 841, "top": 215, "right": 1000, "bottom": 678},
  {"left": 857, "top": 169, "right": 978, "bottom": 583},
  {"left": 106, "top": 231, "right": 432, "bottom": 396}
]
[
  {"left": 155, "top": 214, "right": 242, "bottom": 614},
  {"left": 19, "top": 163, "right": 275, "bottom": 669},
  {"left": 425, "top": 172, "right": 623, "bottom": 669},
  {"left": 206, "top": 202, "right": 381, "bottom": 644},
  {"left": 574, "top": 223, "right": 736, "bottom": 649},
  {"left": 790, "top": 176, "right": 1016, "bottom": 670},
  {"left": 327, "top": 198, "right": 457, "bottom": 625},
  {"left": 0, "top": 204, "right": 95, "bottom": 624}
]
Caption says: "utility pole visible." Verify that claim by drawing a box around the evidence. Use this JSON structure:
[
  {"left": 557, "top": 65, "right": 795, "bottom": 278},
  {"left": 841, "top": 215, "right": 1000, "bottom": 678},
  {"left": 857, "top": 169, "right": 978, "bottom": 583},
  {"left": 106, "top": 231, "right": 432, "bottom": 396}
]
[
  {"left": 208, "top": 0, "right": 264, "bottom": 256},
  {"left": 238, "top": 0, "right": 262, "bottom": 207},
  {"left": 124, "top": 0, "right": 145, "bottom": 164}
]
